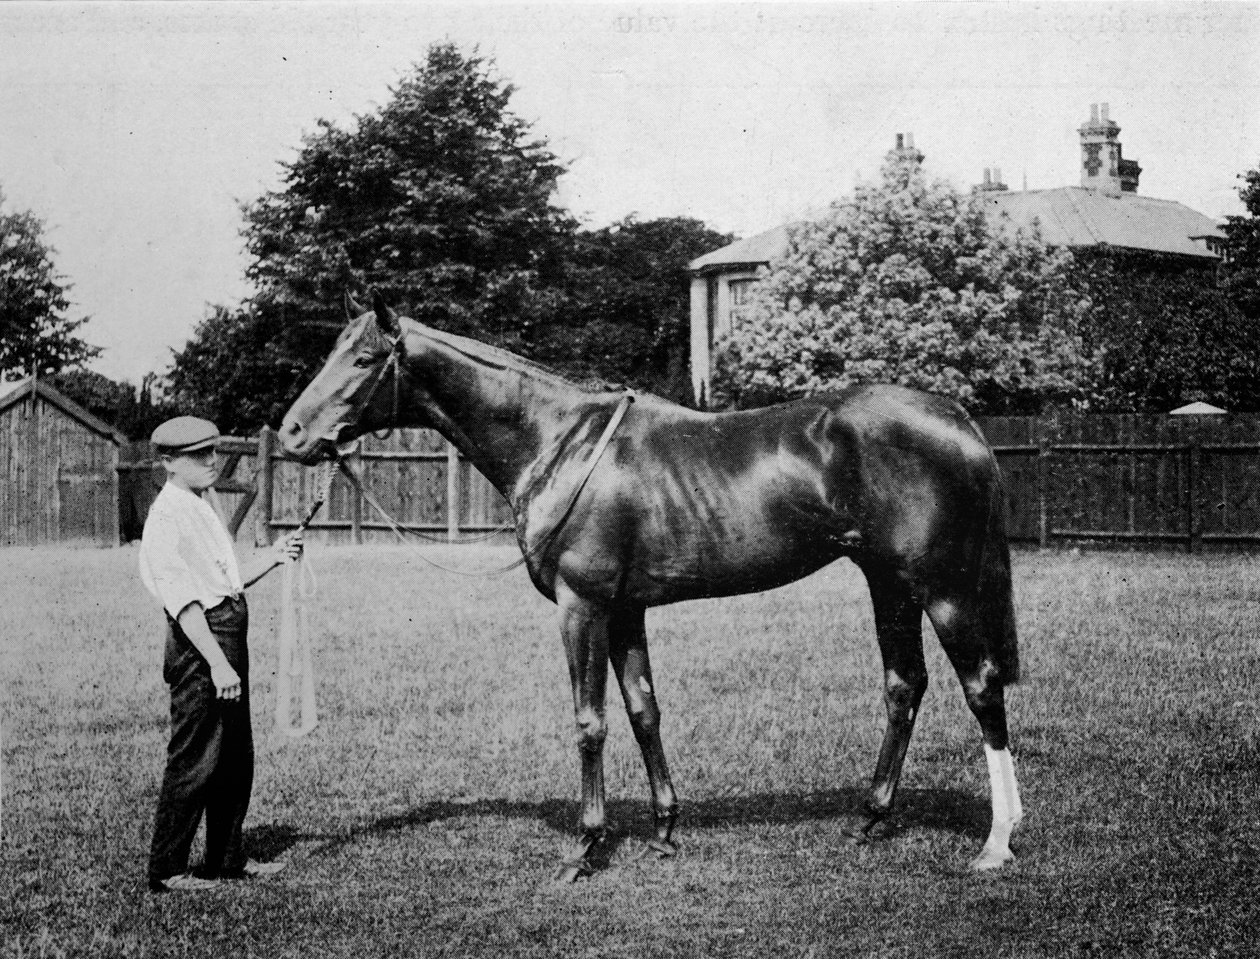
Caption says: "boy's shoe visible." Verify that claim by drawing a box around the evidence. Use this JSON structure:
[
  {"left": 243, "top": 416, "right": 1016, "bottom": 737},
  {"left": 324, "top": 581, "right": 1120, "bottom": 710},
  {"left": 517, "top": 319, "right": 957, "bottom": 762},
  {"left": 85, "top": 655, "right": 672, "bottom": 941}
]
[
  {"left": 241, "top": 859, "right": 287, "bottom": 878},
  {"left": 155, "top": 873, "right": 221, "bottom": 893}
]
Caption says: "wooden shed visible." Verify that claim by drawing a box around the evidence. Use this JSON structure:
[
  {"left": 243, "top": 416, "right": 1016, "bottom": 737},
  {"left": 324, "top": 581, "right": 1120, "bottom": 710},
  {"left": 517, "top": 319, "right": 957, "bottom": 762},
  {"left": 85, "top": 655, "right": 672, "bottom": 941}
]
[{"left": 0, "top": 378, "right": 126, "bottom": 547}]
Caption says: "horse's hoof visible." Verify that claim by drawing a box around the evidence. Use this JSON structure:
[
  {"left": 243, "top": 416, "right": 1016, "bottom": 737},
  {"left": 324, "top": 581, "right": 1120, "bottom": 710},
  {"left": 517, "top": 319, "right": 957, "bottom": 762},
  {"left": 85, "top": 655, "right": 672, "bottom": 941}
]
[
  {"left": 552, "top": 860, "right": 591, "bottom": 884},
  {"left": 969, "top": 846, "right": 1014, "bottom": 871},
  {"left": 845, "top": 816, "right": 894, "bottom": 844},
  {"left": 647, "top": 838, "right": 677, "bottom": 858}
]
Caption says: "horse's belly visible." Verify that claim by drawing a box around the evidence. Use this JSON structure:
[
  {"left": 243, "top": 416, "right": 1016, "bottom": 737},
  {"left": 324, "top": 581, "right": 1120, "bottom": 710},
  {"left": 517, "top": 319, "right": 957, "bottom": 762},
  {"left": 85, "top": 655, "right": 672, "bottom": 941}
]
[{"left": 624, "top": 518, "right": 848, "bottom": 605}]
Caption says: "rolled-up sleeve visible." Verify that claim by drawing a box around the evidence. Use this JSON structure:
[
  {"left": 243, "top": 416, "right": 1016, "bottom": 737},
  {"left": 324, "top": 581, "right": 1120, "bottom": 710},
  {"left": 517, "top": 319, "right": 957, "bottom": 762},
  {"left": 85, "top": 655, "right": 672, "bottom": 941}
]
[{"left": 141, "top": 511, "right": 203, "bottom": 620}]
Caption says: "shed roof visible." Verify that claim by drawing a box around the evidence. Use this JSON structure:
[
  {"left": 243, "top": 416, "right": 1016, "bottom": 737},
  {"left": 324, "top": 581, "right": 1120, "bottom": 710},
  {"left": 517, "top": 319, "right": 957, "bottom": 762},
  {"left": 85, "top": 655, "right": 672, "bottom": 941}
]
[
  {"left": 0, "top": 378, "right": 128, "bottom": 445},
  {"left": 1169, "top": 401, "right": 1227, "bottom": 415}
]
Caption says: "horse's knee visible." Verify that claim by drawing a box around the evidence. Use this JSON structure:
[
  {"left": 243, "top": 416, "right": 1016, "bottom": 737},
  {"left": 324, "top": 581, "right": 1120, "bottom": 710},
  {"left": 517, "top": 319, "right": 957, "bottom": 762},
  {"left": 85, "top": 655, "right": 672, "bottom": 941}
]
[
  {"left": 626, "top": 699, "right": 661, "bottom": 742},
  {"left": 574, "top": 708, "right": 608, "bottom": 754},
  {"left": 884, "top": 669, "right": 927, "bottom": 725}
]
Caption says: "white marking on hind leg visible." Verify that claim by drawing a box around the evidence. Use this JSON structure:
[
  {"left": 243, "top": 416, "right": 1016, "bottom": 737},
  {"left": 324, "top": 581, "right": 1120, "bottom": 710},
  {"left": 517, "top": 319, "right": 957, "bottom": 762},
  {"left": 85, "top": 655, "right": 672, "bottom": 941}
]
[{"left": 971, "top": 744, "right": 1023, "bottom": 871}]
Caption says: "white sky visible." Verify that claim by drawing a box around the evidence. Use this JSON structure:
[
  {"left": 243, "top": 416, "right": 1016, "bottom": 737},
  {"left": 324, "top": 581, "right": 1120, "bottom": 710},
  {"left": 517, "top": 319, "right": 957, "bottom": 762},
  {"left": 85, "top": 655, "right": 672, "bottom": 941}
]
[{"left": 2, "top": 1, "right": 1257, "bottom": 385}]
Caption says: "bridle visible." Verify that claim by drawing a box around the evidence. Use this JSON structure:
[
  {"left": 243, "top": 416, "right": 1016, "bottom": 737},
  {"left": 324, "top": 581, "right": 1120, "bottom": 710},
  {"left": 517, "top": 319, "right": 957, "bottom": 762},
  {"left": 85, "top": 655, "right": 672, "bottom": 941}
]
[{"left": 342, "top": 327, "right": 404, "bottom": 442}]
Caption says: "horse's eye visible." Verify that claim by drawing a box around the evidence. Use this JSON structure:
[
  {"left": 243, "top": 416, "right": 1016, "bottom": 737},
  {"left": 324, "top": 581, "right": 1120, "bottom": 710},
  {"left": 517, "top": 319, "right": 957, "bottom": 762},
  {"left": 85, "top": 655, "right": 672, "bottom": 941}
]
[{"left": 353, "top": 355, "right": 375, "bottom": 368}]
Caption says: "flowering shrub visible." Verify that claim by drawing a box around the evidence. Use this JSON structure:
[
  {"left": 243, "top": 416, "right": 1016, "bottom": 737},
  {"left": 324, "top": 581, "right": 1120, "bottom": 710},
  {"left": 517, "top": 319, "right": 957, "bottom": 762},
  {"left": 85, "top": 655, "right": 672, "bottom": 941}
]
[{"left": 712, "top": 151, "right": 1097, "bottom": 413}]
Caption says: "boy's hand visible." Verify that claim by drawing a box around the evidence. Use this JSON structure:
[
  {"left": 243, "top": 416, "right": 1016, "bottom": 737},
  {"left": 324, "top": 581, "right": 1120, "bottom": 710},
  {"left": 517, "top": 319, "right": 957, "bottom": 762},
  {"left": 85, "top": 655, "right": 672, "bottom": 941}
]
[
  {"left": 272, "top": 530, "right": 304, "bottom": 566},
  {"left": 210, "top": 662, "right": 242, "bottom": 701}
]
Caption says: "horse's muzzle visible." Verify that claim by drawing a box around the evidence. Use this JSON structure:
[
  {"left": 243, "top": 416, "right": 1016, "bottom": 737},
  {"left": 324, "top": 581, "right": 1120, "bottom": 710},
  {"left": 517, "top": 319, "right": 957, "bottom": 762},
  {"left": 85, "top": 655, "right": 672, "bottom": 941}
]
[{"left": 278, "top": 418, "right": 337, "bottom": 464}]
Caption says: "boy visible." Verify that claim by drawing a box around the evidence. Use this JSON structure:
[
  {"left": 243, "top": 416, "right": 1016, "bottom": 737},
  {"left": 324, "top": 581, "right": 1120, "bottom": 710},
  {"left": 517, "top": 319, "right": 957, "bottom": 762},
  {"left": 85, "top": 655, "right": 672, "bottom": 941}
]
[{"left": 139, "top": 416, "right": 304, "bottom": 893}]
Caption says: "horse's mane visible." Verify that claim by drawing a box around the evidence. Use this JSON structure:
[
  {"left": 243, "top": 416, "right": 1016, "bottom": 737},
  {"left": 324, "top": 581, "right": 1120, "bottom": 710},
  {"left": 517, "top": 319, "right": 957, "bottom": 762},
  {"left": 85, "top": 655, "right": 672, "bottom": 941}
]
[{"left": 409, "top": 319, "right": 624, "bottom": 394}]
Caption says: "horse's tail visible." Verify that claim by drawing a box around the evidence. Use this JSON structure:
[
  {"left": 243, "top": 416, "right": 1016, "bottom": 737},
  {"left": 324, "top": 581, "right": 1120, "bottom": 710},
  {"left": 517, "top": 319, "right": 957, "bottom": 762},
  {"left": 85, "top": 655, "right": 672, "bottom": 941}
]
[{"left": 968, "top": 420, "right": 1021, "bottom": 686}]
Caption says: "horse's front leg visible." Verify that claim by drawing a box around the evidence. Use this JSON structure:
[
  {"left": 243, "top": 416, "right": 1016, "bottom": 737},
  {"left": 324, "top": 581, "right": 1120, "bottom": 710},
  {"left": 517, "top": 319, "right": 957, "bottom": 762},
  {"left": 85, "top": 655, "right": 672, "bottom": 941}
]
[
  {"left": 553, "top": 578, "right": 612, "bottom": 882},
  {"left": 609, "top": 606, "right": 678, "bottom": 856}
]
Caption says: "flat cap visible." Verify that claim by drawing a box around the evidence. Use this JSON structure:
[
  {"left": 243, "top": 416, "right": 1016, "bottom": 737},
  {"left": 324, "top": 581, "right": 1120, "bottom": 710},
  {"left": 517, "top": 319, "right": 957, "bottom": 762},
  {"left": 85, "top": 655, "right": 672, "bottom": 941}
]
[{"left": 151, "top": 416, "right": 220, "bottom": 453}]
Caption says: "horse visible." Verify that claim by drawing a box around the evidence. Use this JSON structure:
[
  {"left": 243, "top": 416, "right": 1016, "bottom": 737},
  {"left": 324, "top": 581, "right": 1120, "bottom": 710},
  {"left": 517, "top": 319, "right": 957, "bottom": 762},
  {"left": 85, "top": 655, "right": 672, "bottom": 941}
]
[{"left": 279, "top": 290, "right": 1024, "bottom": 880}]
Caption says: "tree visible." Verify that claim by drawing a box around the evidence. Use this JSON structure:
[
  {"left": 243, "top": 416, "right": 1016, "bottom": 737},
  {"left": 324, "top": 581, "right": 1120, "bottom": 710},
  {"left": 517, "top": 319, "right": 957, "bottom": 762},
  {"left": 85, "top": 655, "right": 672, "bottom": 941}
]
[
  {"left": 531, "top": 216, "right": 733, "bottom": 401},
  {"left": 1221, "top": 165, "right": 1260, "bottom": 325},
  {"left": 1070, "top": 248, "right": 1258, "bottom": 412},
  {"left": 167, "top": 42, "right": 579, "bottom": 432},
  {"left": 244, "top": 42, "right": 575, "bottom": 342},
  {"left": 711, "top": 150, "right": 1096, "bottom": 414},
  {"left": 165, "top": 303, "right": 295, "bottom": 435},
  {"left": 0, "top": 190, "right": 97, "bottom": 379},
  {"left": 48, "top": 367, "right": 178, "bottom": 440}
]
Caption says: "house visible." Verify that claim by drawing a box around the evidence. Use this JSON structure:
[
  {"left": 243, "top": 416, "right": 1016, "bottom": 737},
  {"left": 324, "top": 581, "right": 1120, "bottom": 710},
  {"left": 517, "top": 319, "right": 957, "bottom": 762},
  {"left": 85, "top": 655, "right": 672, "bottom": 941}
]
[
  {"left": 688, "top": 106, "right": 1226, "bottom": 407},
  {"left": 0, "top": 377, "right": 127, "bottom": 546}
]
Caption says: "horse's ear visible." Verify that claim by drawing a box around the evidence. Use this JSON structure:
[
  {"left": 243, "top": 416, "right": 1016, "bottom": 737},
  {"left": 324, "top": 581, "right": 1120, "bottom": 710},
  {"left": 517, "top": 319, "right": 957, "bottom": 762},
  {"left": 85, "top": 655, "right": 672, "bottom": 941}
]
[
  {"left": 344, "top": 290, "right": 367, "bottom": 322},
  {"left": 371, "top": 289, "right": 401, "bottom": 337}
]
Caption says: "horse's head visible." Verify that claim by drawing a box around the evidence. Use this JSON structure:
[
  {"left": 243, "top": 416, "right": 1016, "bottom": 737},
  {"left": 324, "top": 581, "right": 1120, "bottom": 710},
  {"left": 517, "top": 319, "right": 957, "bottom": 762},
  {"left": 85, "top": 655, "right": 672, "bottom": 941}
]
[{"left": 279, "top": 290, "right": 407, "bottom": 463}]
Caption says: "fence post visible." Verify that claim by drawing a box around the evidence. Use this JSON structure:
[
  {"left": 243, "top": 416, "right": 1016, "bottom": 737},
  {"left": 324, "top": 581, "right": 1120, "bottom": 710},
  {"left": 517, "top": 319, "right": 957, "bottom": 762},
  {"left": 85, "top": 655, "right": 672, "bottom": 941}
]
[
  {"left": 447, "top": 442, "right": 460, "bottom": 543},
  {"left": 1188, "top": 440, "right": 1201, "bottom": 554},
  {"left": 255, "top": 426, "right": 274, "bottom": 547},
  {"left": 1037, "top": 426, "right": 1049, "bottom": 549},
  {"left": 348, "top": 445, "right": 364, "bottom": 545}
]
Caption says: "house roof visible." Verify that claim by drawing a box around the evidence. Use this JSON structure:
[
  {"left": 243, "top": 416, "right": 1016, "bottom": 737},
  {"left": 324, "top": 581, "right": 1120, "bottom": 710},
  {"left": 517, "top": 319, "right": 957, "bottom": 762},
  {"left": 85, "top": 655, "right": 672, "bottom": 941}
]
[
  {"left": 0, "top": 378, "right": 128, "bottom": 444},
  {"left": 690, "top": 188, "right": 1223, "bottom": 273},
  {"left": 978, "top": 188, "right": 1223, "bottom": 259},
  {"left": 689, "top": 223, "right": 796, "bottom": 273}
]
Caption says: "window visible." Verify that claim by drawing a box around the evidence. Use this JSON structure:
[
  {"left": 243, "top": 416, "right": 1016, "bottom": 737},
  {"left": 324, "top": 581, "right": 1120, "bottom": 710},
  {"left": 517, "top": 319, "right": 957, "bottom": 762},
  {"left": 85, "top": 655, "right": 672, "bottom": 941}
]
[{"left": 729, "top": 279, "right": 754, "bottom": 307}]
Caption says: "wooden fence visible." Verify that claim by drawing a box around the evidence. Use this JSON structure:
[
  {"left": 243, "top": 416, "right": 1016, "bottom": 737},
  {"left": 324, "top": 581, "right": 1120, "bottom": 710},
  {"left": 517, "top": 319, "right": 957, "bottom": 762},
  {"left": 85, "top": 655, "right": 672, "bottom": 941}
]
[
  {"left": 116, "top": 414, "right": 1260, "bottom": 552},
  {"left": 118, "top": 427, "right": 513, "bottom": 546},
  {"left": 976, "top": 414, "right": 1260, "bottom": 551}
]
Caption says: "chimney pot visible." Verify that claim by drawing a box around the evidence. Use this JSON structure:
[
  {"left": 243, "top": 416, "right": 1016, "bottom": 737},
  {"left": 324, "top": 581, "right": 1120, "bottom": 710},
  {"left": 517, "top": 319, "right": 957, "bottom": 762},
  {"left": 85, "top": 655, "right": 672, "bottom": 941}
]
[
  {"left": 994, "top": 167, "right": 1002, "bottom": 184},
  {"left": 906, "top": 133, "right": 915, "bottom": 148},
  {"left": 1101, "top": 102, "right": 1110, "bottom": 122},
  {"left": 1090, "top": 103, "right": 1099, "bottom": 122},
  {"left": 983, "top": 168, "right": 992, "bottom": 184},
  {"left": 896, "top": 134, "right": 904, "bottom": 149}
]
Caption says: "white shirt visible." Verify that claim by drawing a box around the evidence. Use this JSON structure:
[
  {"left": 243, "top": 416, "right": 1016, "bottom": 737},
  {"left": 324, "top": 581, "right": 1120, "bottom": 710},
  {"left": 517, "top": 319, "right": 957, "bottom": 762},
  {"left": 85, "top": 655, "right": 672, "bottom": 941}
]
[{"left": 139, "top": 483, "right": 244, "bottom": 618}]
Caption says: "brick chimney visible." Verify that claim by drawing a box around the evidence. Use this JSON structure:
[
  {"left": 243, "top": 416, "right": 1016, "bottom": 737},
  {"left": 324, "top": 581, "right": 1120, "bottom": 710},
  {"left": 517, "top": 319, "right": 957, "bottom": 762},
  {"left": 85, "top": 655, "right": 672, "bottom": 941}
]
[
  {"left": 974, "top": 167, "right": 1009, "bottom": 193},
  {"left": 891, "top": 132, "right": 924, "bottom": 165},
  {"left": 1079, "top": 103, "right": 1140, "bottom": 195}
]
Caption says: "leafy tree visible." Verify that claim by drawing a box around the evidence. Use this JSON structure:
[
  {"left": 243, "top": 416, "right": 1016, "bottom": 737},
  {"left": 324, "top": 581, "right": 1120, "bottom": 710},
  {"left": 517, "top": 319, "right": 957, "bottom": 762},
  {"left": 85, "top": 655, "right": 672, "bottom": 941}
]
[
  {"left": 1221, "top": 165, "right": 1260, "bottom": 324},
  {"left": 167, "top": 42, "right": 579, "bottom": 432},
  {"left": 532, "top": 216, "right": 733, "bottom": 401},
  {"left": 0, "top": 190, "right": 98, "bottom": 379},
  {"left": 48, "top": 367, "right": 178, "bottom": 439},
  {"left": 244, "top": 41, "right": 575, "bottom": 339},
  {"left": 165, "top": 303, "right": 296, "bottom": 435},
  {"left": 711, "top": 150, "right": 1096, "bottom": 414},
  {"left": 1070, "top": 248, "right": 1258, "bottom": 412}
]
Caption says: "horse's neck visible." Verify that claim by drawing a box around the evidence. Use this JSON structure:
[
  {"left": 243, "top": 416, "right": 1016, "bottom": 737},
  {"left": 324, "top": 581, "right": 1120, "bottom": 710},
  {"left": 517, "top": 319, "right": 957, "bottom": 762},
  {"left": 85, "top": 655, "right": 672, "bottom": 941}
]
[{"left": 399, "top": 331, "right": 583, "bottom": 504}]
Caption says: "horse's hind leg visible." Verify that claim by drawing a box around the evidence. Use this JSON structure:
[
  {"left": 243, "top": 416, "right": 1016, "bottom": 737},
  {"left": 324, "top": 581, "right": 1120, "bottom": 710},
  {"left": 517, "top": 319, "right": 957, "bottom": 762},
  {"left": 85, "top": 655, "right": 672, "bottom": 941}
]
[
  {"left": 609, "top": 607, "right": 679, "bottom": 855},
  {"left": 553, "top": 579, "right": 612, "bottom": 882},
  {"left": 926, "top": 596, "right": 1023, "bottom": 871},
  {"left": 851, "top": 568, "right": 929, "bottom": 841}
]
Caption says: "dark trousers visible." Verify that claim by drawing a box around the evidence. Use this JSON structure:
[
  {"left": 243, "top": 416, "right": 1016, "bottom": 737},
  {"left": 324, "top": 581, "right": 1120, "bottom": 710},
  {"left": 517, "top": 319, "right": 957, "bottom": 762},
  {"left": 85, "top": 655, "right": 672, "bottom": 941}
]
[{"left": 148, "top": 595, "right": 254, "bottom": 888}]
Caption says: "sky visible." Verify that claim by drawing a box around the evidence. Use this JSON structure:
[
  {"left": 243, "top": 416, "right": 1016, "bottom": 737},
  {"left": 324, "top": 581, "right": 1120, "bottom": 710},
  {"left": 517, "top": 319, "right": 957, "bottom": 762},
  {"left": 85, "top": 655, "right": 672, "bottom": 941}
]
[{"left": 1, "top": 0, "right": 1257, "bottom": 385}]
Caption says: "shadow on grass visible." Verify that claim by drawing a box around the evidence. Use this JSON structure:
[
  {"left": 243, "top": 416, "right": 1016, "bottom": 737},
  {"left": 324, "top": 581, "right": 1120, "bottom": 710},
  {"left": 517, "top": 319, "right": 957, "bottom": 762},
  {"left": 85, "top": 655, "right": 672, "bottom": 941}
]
[{"left": 245, "top": 784, "right": 987, "bottom": 868}]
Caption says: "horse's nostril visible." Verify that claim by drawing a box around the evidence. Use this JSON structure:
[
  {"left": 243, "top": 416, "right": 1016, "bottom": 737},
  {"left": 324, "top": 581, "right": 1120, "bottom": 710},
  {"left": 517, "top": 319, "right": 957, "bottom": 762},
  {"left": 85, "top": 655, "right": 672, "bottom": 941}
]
[{"left": 280, "top": 420, "right": 305, "bottom": 444}]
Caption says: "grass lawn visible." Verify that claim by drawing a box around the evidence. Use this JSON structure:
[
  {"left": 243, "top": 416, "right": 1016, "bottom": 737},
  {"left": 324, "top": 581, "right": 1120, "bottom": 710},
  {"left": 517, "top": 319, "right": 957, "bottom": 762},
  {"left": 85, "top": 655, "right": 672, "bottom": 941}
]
[{"left": 2, "top": 544, "right": 1259, "bottom": 957}]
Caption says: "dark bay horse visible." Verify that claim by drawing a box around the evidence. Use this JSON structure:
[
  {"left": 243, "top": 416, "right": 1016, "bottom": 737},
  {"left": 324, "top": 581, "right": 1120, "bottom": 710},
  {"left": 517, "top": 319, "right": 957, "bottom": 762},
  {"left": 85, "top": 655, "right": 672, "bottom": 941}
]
[{"left": 280, "top": 291, "right": 1024, "bottom": 878}]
